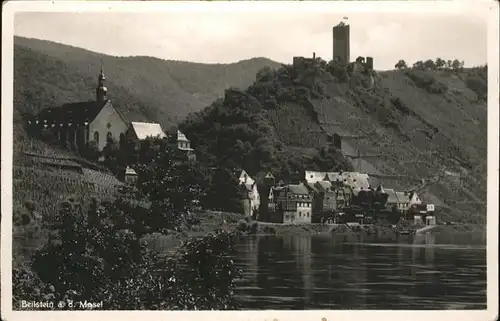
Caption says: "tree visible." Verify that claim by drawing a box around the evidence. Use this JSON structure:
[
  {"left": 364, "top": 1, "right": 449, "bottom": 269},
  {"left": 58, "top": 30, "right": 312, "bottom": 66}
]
[
  {"left": 435, "top": 57, "right": 446, "bottom": 69},
  {"left": 103, "top": 137, "right": 120, "bottom": 174},
  {"left": 202, "top": 167, "right": 244, "bottom": 214},
  {"left": 412, "top": 60, "right": 425, "bottom": 70},
  {"left": 395, "top": 59, "right": 408, "bottom": 69},
  {"left": 446, "top": 59, "right": 453, "bottom": 70},
  {"left": 83, "top": 141, "right": 100, "bottom": 162},
  {"left": 134, "top": 139, "right": 205, "bottom": 232},
  {"left": 451, "top": 59, "right": 462, "bottom": 72},
  {"left": 423, "top": 59, "right": 437, "bottom": 70},
  {"left": 256, "top": 66, "right": 274, "bottom": 82},
  {"left": 16, "top": 195, "right": 242, "bottom": 310}
]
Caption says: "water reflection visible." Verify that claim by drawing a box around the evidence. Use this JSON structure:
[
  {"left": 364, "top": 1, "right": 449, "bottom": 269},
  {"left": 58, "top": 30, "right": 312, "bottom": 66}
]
[{"left": 232, "top": 232, "right": 486, "bottom": 310}]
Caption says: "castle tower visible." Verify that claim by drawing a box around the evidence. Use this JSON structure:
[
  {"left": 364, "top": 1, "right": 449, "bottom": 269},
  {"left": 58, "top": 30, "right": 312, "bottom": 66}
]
[
  {"left": 333, "top": 21, "right": 350, "bottom": 64},
  {"left": 96, "top": 66, "right": 108, "bottom": 102}
]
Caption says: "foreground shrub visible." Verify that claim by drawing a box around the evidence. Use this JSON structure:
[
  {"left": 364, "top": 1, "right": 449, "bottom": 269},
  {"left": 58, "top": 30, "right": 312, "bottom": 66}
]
[{"left": 13, "top": 198, "right": 242, "bottom": 310}]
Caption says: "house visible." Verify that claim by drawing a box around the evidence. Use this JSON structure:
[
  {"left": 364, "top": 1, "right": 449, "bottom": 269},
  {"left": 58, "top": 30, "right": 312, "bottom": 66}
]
[
  {"left": 270, "top": 183, "right": 312, "bottom": 224},
  {"left": 385, "top": 188, "right": 401, "bottom": 212},
  {"left": 410, "top": 202, "right": 436, "bottom": 225},
  {"left": 126, "top": 122, "right": 167, "bottom": 142},
  {"left": 30, "top": 67, "right": 128, "bottom": 153},
  {"left": 176, "top": 130, "right": 196, "bottom": 161},
  {"left": 124, "top": 166, "right": 138, "bottom": 185},
  {"left": 238, "top": 170, "right": 260, "bottom": 218},
  {"left": 396, "top": 191, "right": 422, "bottom": 213}
]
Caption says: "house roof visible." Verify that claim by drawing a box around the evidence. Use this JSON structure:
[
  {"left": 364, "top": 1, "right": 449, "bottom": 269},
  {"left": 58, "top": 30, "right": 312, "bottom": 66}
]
[
  {"left": 396, "top": 192, "right": 410, "bottom": 204},
  {"left": 385, "top": 188, "right": 399, "bottom": 204},
  {"left": 315, "top": 181, "right": 333, "bottom": 192},
  {"left": 130, "top": 122, "right": 166, "bottom": 140},
  {"left": 238, "top": 170, "right": 256, "bottom": 192},
  {"left": 324, "top": 172, "right": 370, "bottom": 190},
  {"left": 305, "top": 171, "right": 327, "bottom": 184},
  {"left": 287, "top": 183, "right": 310, "bottom": 195},
  {"left": 177, "top": 130, "right": 190, "bottom": 142},
  {"left": 376, "top": 184, "right": 387, "bottom": 194},
  {"left": 265, "top": 172, "right": 275, "bottom": 180},
  {"left": 36, "top": 100, "right": 110, "bottom": 125},
  {"left": 125, "top": 166, "right": 137, "bottom": 175},
  {"left": 305, "top": 181, "right": 319, "bottom": 193}
]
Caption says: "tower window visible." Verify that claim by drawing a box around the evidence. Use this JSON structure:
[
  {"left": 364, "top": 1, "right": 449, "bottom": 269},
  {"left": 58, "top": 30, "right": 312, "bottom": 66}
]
[{"left": 94, "top": 131, "right": 100, "bottom": 144}]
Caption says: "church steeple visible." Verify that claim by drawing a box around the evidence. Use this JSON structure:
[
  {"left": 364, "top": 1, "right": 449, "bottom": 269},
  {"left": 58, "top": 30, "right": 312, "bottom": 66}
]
[{"left": 96, "top": 66, "right": 107, "bottom": 102}]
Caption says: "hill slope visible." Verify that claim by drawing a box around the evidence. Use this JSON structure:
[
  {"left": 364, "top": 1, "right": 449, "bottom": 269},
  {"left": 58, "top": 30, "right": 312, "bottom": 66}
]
[
  {"left": 14, "top": 36, "right": 282, "bottom": 128},
  {"left": 12, "top": 37, "right": 281, "bottom": 242},
  {"left": 179, "top": 61, "right": 487, "bottom": 223}
]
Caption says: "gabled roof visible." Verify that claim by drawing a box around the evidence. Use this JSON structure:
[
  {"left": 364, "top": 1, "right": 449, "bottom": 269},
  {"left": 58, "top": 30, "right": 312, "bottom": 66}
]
[
  {"left": 385, "top": 188, "right": 399, "bottom": 204},
  {"left": 315, "top": 181, "right": 333, "bottom": 192},
  {"left": 238, "top": 170, "right": 255, "bottom": 185},
  {"left": 396, "top": 192, "right": 410, "bottom": 204},
  {"left": 125, "top": 166, "right": 137, "bottom": 176},
  {"left": 238, "top": 170, "right": 256, "bottom": 192},
  {"left": 376, "top": 184, "right": 387, "bottom": 194},
  {"left": 130, "top": 122, "right": 166, "bottom": 140},
  {"left": 305, "top": 171, "right": 327, "bottom": 184},
  {"left": 177, "top": 130, "right": 190, "bottom": 142},
  {"left": 287, "top": 183, "right": 310, "bottom": 195},
  {"left": 265, "top": 172, "right": 275, "bottom": 180},
  {"left": 36, "top": 100, "right": 110, "bottom": 125},
  {"left": 304, "top": 181, "right": 319, "bottom": 193}
]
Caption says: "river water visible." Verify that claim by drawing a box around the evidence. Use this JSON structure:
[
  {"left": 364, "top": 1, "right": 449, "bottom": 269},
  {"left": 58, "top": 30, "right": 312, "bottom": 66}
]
[{"left": 231, "top": 231, "right": 486, "bottom": 310}]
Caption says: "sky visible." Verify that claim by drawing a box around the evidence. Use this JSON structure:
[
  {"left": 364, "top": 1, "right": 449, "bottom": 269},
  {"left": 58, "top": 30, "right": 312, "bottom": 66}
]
[{"left": 13, "top": 2, "right": 490, "bottom": 70}]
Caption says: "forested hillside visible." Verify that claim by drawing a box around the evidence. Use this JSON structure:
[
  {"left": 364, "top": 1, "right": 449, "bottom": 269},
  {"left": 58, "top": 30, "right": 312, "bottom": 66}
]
[
  {"left": 12, "top": 37, "right": 488, "bottom": 224},
  {"left": 14, "top": 36, "right": 281, "bottom": 130},
  {"left": 180, "top": 58, "right": 488, "bottom": 223}
]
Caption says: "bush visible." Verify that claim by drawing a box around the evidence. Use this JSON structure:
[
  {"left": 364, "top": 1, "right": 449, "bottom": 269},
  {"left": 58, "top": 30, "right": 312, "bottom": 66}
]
[
  {"left": 405, "top": 70, "right": 447, "bottom": 94},
  {"left": 237, "top": 219, "right": 249, "bottom": 232},
  {"left": 249, "top": 221, "right": 259, "bottom": 234},
  {"left": 13, "top": 197, "right": 243, "bottom": 310}
]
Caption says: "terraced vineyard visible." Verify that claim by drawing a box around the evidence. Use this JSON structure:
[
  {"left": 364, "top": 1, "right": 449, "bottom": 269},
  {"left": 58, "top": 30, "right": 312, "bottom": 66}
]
[{"left": 13, "top": 166, "right": 122, "bottom": 222}]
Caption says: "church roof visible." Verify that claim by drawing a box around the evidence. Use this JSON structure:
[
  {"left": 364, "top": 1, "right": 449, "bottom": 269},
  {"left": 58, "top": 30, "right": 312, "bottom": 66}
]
[
  {"left": 130, "top": 122, "right": 166, "bottom": 140},
  {"left": 35, "top": 100, "right": 110, "bottom": 126}
]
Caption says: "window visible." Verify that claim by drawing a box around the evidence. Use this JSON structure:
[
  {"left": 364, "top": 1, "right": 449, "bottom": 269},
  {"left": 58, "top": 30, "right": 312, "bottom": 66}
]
[
  {"left": 94, "top": 131, "right": 100, "bottom": 144},
  {"left": 107, "top": 132, "right": 113, "bottom": 143}
]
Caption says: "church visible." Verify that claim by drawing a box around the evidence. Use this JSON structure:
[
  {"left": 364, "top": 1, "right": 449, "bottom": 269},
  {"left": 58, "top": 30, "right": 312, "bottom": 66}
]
[{"left": 30, "top": 68, "right": 153, "bottom": 152}]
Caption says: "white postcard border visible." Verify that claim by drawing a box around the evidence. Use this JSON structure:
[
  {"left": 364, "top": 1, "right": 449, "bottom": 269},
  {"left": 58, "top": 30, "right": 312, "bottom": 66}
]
[{"left": 1, "top": 1, "right": 498, "bottom": 321}]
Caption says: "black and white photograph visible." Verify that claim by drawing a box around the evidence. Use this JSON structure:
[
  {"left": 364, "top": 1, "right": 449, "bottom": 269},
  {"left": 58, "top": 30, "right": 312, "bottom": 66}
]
[{"left": 1, "top": 0, "right": 498, "bottom": 319}]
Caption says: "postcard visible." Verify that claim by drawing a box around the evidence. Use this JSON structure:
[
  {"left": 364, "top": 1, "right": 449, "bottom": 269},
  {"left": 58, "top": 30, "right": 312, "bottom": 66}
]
[{"left": 1, "top": 1, "right": 498, "bottom": 321}]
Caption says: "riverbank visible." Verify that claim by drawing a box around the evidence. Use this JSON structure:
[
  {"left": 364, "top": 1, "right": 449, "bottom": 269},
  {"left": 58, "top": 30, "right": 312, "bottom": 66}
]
[
  {"left": 142, "top": 210, "right": 246, "bottom": 255},
  {"left": 142, "top": 211, "right": 486, "bottom": 254}
]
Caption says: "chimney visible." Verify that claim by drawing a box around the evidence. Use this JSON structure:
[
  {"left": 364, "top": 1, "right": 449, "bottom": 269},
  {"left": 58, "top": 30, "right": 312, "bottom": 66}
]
[{"left": 313, "top": 52, "right": 316, "bottom": 59}]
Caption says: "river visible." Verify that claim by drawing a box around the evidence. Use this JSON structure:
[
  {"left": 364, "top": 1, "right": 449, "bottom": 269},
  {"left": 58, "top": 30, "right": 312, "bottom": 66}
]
[{"left": 231, "top": 231, "right": 486, "bottom": 310}]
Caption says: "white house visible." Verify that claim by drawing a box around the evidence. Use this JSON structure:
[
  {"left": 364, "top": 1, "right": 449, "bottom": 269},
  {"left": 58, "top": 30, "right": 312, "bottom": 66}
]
[
  {"left": 238, "top": 170, "right": 260, "bottom": 217},
  {"left": 127, "top": 122, "right": 167, "bottom": 141}
]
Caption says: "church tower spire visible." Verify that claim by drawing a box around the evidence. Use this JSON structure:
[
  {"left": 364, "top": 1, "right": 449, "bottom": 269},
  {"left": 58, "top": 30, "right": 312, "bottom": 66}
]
[{"left": 96, "top": 65, "right": 107, "bottom": 102}]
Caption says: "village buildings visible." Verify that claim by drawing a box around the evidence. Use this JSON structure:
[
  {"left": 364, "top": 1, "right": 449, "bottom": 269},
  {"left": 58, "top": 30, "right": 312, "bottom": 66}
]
[
  {"left": 263, "top": 169, "right": 436, "bottom": 225},
  {"left": 268, "top": 183, "right": 313, "bottom": 224}
]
